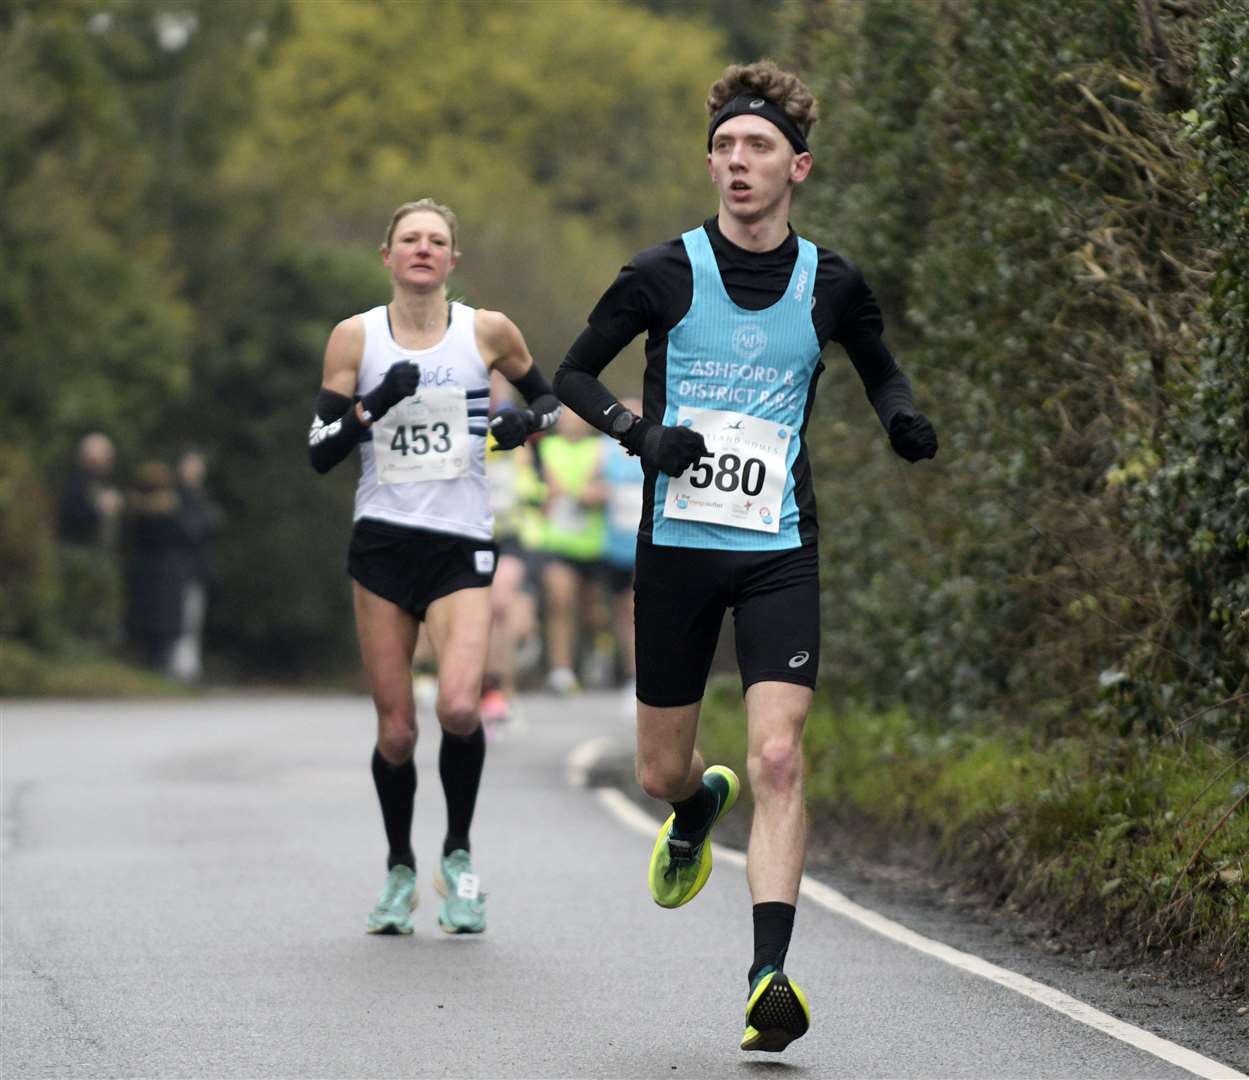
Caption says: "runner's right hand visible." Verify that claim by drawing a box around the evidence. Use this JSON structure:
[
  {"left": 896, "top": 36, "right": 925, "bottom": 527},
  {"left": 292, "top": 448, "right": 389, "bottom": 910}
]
[
  {"left": 623, "top": 418, "right": 710, "bottom": 477},
  {"left": 360, "top": 361, "right": 422, "bottom": 421},
  {"left": 489, "top": 408, "right": 532, "bottom": 450}
]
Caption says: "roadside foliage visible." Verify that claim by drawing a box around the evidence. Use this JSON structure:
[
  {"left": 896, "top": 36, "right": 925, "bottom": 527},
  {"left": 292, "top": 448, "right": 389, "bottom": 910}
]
[
  {"left": 0, "top": 0, "right": 724, "bottom": 677},
  {"left": 785, "top": 0, "right": 1247, "bottom": 744},
  {"left": 773, "top": 0, "right": 1247, "bottom": 973}
]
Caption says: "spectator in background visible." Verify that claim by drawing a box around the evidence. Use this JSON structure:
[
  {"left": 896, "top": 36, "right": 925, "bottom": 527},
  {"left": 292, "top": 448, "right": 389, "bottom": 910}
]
[
  {"left": 58, "top": 432, "right": 123, "bottom": 546},
  {"left": 598, "top": 396, "right": 646, "bottom": 712},
  {"left": 56, "top": 431, "right": 125, "bottom": 646},
  {"left": 536, "top": 408, "right": 608, "bottom": 695},
  {"left": 124, "top": 460, "right": 187, "bottom": 673},
  {"left": 170, "top": 449, "right": 223, "bottom": 684}
]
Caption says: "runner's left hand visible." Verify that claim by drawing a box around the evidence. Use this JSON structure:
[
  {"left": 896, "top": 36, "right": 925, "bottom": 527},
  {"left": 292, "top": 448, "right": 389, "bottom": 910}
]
[{"left": 888, "top": 412, "right": 938, "bottom": 462}]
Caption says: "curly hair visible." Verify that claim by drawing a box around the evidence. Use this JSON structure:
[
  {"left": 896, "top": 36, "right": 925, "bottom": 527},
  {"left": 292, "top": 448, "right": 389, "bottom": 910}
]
[{"left": 706, "top": 59, "right": 819, "bottom": 137}]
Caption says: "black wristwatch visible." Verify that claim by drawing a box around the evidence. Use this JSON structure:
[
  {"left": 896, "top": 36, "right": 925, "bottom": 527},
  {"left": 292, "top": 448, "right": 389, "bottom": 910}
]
[{"left": 608, "top": 407, "right": 639, "bottom": 439}]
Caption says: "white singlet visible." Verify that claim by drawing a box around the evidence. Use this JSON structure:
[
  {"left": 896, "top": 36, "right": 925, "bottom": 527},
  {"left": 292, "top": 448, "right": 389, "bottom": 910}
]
[{"left": 352, "top": 302, "right": 493, "bottom": 540}]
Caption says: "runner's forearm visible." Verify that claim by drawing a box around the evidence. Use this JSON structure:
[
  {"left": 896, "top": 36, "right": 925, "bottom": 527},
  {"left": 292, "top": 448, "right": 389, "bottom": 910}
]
[
  {"left": 506, "top": 364, "right": 561, "bottom": 432},
  {"left": 865, "top": 367, "right": 915, "bottom": 431},
  {"left": 308, "top": 388, "right": 366, "bottom": 474},
  {"left": 554, "top": 325, "right": 630, "bottom": 435},
  {"left": 842, "top": 337, "right": 915, "bottom": 431}
]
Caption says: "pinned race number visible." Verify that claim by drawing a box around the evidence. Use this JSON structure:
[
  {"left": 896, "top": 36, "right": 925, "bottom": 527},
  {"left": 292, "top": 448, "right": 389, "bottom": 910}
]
[
  {"left": 608, "top": 478, "right": 644, "bottom": 533},
  {"left": 372, "top": 386, "right": 469, "bottom": 484},
  {"left": 662, "top": 406, "right": 791, "bottom": 533}
]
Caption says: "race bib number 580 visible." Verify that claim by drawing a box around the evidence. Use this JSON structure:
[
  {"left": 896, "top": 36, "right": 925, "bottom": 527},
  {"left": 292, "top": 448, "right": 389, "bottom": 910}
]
[
  {"left": 372, "top": 386, "right": 469, "bottom": 485},
  {"left": 662, "top": 406, "right": 790, "bottom": 533}
]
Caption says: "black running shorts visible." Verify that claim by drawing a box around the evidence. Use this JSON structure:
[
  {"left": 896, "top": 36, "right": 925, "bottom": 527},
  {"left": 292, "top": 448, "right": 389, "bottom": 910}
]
[
  {"left": 349, "top": 519, "right": 497, "bottom": 620},
  {"left": 633, "top": 539, "right": 820, "bottom": 708}
]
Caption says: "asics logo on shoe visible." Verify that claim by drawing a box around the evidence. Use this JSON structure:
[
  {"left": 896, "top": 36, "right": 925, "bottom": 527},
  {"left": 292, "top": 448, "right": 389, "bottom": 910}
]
[{"left": 788, "top": 651, "right": 810, "bottom": 668}]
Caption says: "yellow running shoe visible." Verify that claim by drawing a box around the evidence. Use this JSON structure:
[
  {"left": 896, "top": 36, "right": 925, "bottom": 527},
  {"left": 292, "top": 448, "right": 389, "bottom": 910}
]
[
  {"left": 740, "top": 966, "right": 811, "bottom": 1053},
  {"left": 647, "top": 765, "right": 740, "bottom": 908}
]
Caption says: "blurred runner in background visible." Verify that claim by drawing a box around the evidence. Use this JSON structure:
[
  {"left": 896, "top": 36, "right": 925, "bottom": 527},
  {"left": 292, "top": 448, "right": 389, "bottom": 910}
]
[
  {"left": 481, "top": 372, "right": 545, "bottom": 730},
  {"left": 307, "top": 198, "right": 560, "bottom": 937},
  {"left": 535, "top": 408, "right": 608, "bottom": 695},
  {"left": 597, "top": 396, "right": 645, "bottom": 714}
]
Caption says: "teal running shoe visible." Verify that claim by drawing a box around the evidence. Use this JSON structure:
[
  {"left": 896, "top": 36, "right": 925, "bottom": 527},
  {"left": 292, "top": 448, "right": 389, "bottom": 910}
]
[
  {"left": 365, "top": 864, "right": 417, "bottom": 935},
  {"left": 648, "top": 765, "right": 740, "bottom": 908},
  {"left": 740, "top": 965, "right": 811, "bottom": 1053},
  {"left": 433, "top": 849, "right": 486, "bottom": 934}
]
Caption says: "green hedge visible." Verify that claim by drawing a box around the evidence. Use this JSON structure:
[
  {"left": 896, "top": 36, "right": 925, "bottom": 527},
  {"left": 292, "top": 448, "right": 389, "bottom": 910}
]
[{"left": 786, "top": 0, "right": 1247, "bottom": 741}]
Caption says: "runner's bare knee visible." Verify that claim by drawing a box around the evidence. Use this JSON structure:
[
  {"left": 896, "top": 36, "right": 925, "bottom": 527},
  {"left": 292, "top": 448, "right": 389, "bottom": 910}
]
[
  {"left": 377, "top": 712, "right": 416, "bottom": 763},
  {"left": 749, "top": 737, "right": 803, "bottom": 797},
  {"left": 637, "top": 754, "right": 692, "bottom": 802},
  {"left": 437, "top": 694, "right": 480, "bottom": 736}
]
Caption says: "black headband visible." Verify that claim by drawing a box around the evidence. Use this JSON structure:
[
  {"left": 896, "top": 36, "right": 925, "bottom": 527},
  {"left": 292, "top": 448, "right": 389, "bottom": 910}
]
[{"left": 707, "top": 94, "right": 809, "bottom": 155}]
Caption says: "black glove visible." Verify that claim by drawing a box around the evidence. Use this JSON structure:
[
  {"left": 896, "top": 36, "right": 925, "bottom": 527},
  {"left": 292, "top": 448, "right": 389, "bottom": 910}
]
[
  {"left": 360, "top": 360, "right": 421, "bottom": 421},
  {"left": 622, "top": 417, "right": 710, "bottom": 477},
  {"left": 489, "top": 408, "right": 533, "bottom": 451},
  {"left": 888, "top": 412, "right": 938, "bottom": 462}
]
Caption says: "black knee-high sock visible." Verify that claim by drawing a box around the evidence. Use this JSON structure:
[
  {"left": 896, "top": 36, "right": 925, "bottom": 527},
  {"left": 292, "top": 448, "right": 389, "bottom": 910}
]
[
  {"left": 439, "top": 725, "right": 485, "bottom": 856},
  {"left": 371, "top": 747, "right": 416, "bottom": 870},
  {"left": 749, "top": 902, "right": 796, "bottom": 987},
  {"left": 671, "top": 782, "right": 717, "bottom": 836}
]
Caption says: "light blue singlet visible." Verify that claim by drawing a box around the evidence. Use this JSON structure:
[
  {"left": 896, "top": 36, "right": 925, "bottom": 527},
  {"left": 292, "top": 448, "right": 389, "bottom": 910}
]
[{"left": 651, "top": 227, "right": 822, "bottom": 551}]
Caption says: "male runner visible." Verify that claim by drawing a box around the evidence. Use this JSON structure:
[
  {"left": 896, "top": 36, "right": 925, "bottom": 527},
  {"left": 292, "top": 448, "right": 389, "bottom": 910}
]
[{"left": 554, "top": 60, "right": 937, "bottom": 1052}]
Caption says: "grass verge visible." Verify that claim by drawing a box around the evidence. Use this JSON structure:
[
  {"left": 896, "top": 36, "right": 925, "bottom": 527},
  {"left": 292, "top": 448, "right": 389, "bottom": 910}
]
[
  {"left": 697, "top": 678, "right": 1247, "bottom": 987},
  {"left": 0, "top": 639, "right": 188, "bottom": 697}
]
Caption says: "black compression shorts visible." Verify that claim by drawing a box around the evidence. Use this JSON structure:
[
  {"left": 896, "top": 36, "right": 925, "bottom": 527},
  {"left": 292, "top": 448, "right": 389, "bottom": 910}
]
[
  {"left": 633, "top": 539, "right": 820, "bottom": 708},
  {"left": 349, "top": 519, "right": 497, "bottom": 620}
]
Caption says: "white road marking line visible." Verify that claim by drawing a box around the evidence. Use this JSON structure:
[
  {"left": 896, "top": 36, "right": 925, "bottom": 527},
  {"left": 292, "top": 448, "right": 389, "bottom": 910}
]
[
  {"left": 577, "top": 742, "right": 1246, "bottom": 1080},
  {"left": 565, "top": 734, "right": 618, "bottom": 789}
]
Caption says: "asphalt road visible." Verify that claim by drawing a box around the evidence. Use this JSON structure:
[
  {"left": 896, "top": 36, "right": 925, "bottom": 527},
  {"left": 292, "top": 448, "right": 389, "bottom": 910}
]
[{"left": 2, "top": 693, "right": 1242, "bottom": 1079}]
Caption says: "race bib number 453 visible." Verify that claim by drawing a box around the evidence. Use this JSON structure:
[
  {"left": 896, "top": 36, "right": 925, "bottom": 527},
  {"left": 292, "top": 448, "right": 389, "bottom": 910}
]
[
  {"left": 372, "top": 386, "right": 469, "bottom": 485},
  {"left": 662, "top": 406, "right": 790, "bottom": 533}
]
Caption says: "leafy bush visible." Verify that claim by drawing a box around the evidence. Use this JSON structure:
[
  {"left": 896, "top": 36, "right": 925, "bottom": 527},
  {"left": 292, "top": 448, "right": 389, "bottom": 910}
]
[
  {"left": 0, "top": 445, "right": 59, "bottom": 646},
  {"left": 788, "top": 0, "right": 1247, "bottom": 742}
]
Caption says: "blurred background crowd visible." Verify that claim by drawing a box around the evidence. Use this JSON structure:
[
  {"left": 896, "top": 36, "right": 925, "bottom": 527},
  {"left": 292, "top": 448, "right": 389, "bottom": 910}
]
[
  {"left": 45, "top": 399, "right": 650, "bottom": 724},
  {"left": 53, "top": 432, "right": 222, "bottom": 683}
]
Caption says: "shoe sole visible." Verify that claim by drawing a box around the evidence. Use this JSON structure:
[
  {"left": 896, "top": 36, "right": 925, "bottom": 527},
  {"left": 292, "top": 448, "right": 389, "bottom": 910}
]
[
  {"left": 740, "top": 971, "right": 810, "bottom": 1053},
  {"left": 648, "top": 765, "right": 741, "bottom": 908},
  {"left": 365, "top": 888, "right": 418, "bottom": 935},
  {"left": 433, "top": 867, "right": 486, "bottom": 935}
]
